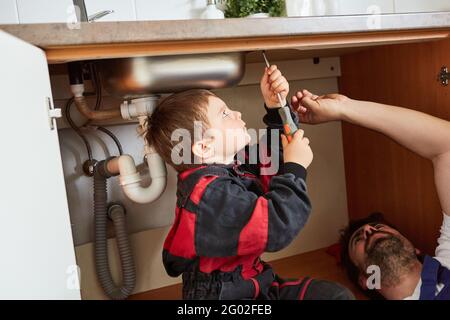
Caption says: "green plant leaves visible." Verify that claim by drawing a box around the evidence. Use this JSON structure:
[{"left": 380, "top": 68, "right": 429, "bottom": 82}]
[{"left": 224, "top": 0, "right": 286, "bottom": 18}]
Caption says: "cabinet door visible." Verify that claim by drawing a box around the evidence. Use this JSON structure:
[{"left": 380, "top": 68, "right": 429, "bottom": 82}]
[{"left": 0, "top": 31, "right": 80, "bottom": 300}]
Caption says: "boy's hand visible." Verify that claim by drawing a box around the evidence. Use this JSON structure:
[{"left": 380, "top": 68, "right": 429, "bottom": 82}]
[
  {"left": 281, "top": 129, "right": 313, "bottom": 169},
  {"left": 260, "top": 65, "right": 289, "bottom": 108},
  {"left": 291, "top": 89, "right": 350, "bottom": 124}
]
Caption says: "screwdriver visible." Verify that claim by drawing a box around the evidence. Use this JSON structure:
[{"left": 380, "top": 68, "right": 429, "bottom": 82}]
[{"left": 262, "top": 51, "right": 298, "bottom": 142}]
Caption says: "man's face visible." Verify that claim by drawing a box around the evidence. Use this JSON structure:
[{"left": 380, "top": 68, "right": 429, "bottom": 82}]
[
  {"left": 204, "top": 95, "right": 251, "bottom": 161},
  {"left": 348, "top": 222, "right": 417, "bottom": 287}
]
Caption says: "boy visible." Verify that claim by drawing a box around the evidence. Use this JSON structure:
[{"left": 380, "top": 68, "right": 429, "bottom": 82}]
[{"left": 145, "top": 66, "right": 354, "bottom": 300}]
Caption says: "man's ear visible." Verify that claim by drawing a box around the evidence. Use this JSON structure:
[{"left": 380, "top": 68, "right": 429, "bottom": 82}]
[
  {"left": 358, "top": 273, "right": 368, "bottom": 290},
  {"left": 192, "top": 139, "right": 214, "bottom": 160}
]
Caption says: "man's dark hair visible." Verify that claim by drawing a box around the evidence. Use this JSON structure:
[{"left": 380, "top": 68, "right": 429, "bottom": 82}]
[{"left": 339, "top": 212, "right": 392, "bottom": 299}]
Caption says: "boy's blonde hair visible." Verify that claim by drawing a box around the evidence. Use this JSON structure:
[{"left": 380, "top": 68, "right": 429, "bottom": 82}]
[{"left": 145, "top": 89, "right": 215, "bottom": 172}]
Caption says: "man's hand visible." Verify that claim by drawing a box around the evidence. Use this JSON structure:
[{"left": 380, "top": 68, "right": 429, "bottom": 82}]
[
  {"left": 291, "top": 89, "right": 350, "bottom": 124},
  {"left": 292, "top": 89, "right": 450, "bottom": 214},
  {"left": 260, "top": 65, "right": 289, "bottom": 109},
  {"left": 281, "top": 129, "right": 313, "bottom": 169}
]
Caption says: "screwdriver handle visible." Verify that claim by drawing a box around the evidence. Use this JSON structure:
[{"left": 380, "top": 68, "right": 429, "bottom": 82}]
[
  {"left": 278, "top": 106, "right": 298, "bottom": 142},
  {"left": 262, "top": 51, "right": 298, "bottom": 142}
]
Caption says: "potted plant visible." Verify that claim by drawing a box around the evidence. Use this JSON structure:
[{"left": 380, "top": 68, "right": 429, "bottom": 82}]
[{"left": 224, "top": 0, "right": 286, "bottom": 18}]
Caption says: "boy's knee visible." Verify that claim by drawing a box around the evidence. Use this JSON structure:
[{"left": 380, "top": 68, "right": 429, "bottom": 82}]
[{"left": 303, "top": 279, "right": 355, "bottom": 300}]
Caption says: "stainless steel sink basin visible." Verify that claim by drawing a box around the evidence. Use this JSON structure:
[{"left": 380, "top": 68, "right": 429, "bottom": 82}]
[{"left": 96, "top": 52, "right": 246, "bottom": 98}]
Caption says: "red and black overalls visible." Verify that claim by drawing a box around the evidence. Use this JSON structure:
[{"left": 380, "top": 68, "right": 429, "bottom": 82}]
[{"left": 162, "top": 106, "right": 354, "bottom": 300}]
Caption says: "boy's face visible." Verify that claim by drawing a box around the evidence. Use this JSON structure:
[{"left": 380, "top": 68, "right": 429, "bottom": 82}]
[{"left": 194, "top": 95, "right": 251, "bottom": 163}]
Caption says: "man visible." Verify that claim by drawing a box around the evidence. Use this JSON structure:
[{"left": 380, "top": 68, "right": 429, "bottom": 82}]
[{"left": 291, "top": 89, "right": 450, "bottom": 300}]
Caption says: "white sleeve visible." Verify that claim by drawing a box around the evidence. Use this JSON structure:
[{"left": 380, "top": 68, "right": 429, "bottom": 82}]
[{"left": 435, "top": 213, "right": 450, "bottom": 269}]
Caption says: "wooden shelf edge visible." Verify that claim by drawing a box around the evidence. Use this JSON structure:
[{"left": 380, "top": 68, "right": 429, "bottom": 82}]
[{"left": 45, "top": 28, "right": 450, "bottom": 64}]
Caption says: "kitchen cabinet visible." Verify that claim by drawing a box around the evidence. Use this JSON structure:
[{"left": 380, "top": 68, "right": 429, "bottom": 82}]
[
  {"left": 0, "top": 12, "right": 449, "bottom": 299},
  {"left": 339, "top": 38, "right": 450, "bottom": 255}
]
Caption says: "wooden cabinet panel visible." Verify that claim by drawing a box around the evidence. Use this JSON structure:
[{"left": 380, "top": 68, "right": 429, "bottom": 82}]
[{"left": 339, "top": 38, "right": 450, "bottom": 254}]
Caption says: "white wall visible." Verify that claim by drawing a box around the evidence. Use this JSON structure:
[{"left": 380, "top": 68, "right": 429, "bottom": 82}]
[
  {"left": 338, "top": 0, "right": 394, "bottom": 15},
  {"left": 15, "top": 0, "right": 75, "bottom": 23},
  {"left": 0, "top": 0, "right": 19, "bottom": 24},
  {"left": 286, "top": 0, "right": 450, "bottom": 16},
  {"left": 394, "top": 0, "right": 450, "bottom": 13},
  {"left": 52, "top": 55, "right": 349, "bottom": 299},
  {"left": 135, "top": 0, "right": 206, "bottom": 21},
  {"left": 84, "top": 0, "right": 137, "bottom": 22},
  {"left": 58, "top": 122, "right": 179, "bottom": 246},
  {"left": 2, "top": 0, "right": 450, "bottom": 24}
]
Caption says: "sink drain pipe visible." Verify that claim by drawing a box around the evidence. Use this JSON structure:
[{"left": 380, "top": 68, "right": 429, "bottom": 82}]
[{"left": 68, "top": 63, "right": 166, "bottom": 298}]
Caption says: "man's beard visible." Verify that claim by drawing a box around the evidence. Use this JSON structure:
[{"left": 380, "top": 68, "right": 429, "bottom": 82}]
[{"left": 365, "top": 233, "right": 417, "bottom": 288}]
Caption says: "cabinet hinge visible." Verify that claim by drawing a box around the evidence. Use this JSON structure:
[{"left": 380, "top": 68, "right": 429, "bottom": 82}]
[
  {"left": 438, "top": 66, "right": 449, "bottom": 87},
  {"left": 46, "top": 97, "right": 62, "bottom": 130}
]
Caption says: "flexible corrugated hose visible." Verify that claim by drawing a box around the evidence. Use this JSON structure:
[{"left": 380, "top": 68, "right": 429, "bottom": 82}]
[{"left": 94, "top": 169, "right": 136, "bottom": 300}]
